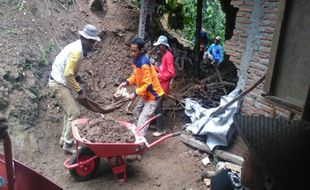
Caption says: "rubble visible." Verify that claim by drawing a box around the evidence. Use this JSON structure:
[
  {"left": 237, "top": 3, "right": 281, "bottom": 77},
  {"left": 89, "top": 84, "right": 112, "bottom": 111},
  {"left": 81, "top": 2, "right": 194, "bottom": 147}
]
[{"left": 77, "top": 116, "right": 135, "bottom": 143}]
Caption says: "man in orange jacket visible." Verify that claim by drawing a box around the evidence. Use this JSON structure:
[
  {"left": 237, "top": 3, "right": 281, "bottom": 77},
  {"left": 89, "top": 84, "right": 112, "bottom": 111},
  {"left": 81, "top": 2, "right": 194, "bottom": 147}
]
[{"left": 120, "top": 38, "right": 164, "bottom": 134}]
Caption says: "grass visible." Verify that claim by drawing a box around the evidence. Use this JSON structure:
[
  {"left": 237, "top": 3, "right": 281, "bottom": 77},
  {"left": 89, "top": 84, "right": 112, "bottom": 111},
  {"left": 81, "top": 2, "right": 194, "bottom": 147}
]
[{"left": 39, "top": 39, "right": 55, "bottom": 66}]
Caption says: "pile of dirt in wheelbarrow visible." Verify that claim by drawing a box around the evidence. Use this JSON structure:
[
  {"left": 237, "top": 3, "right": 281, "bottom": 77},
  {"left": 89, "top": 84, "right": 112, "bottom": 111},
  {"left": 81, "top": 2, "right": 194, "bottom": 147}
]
[{"left": 77, "top": 117, "right": 135, "bottom": 143}]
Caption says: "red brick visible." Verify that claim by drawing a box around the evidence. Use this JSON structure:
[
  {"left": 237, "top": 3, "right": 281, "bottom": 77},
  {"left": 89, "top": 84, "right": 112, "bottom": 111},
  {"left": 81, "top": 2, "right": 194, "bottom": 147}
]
[
  {"left": 264, "top": 8, "right": 278, "bottom": 14},
  {"left": 263, "top": 14, "right": 278, "bottom": 21},
  {"left": 240, "top": 107, "right": 255, "bottom": 116},
  {"left": 236, "top": 17, "right": 251, "bottom": 24},
  {"left": 252, "top": 56, "right": 260, "bottom": 62},
  {"left": 259, "top": 34, "right": 273, "bottom": 41},
  {"left": 260, "top": 58, "right": 270, "bottom": 65},
  {"left": 235, "top": 23, "right": 250, "bottom": 31},
  {"left": 231, "top": 0, "right": 244, "bottom": 7},
  {"left": 239, "top": 6, "right": 253, "bottom": 13},
  {"left": 237, "top": 11, "right": 252, "bottom": 18},
  {"left": 243, "top": 96, "right": 255, "bottom": 106},
  {"left": 245, "top": 1, "right": 254, "bottom": 6},
  {"left": 260, "top": 40, "right": 272, "bottom": 47},
  {"left": 230, "top": 57, "right": 241, "bottom": 64},
  {"left": 260, "top": 26, "right": 274, "bottom": 34},
  {"left": 249, "top": 62, "right": 268, "bottom": 71},
  {"left": 233, "top": 29, "right": 247, "bottom": 37},
  {"left": 259, "top": 46, "right": 271, "bottom": 53},
  {"left": 260, "top": 19, "right": 276, "bottom": 27},
  {"left": 248, "top": 68, "right": 266, "bottom": 77}
]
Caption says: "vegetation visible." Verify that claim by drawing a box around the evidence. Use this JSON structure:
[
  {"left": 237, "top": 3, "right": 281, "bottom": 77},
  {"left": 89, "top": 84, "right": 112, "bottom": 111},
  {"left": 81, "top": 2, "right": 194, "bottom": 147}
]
[
  {"left": 181, "top": 0, "right": 226, "bottom": 44},
  {"left": 130, "top": 0, "right": 226, "bottom": 43}
]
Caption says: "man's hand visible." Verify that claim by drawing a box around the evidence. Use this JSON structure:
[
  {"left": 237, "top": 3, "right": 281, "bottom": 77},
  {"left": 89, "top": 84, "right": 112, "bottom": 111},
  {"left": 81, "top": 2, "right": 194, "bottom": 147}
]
[
  {"left": 77, "top": 89, "right": 87, "bottom": 100},
  {"left": 119, "top": 81, "right": 127, "bottom": 88},
  {"left": 129, "top": 93, "right": 136, "bottom": 100},
  {"left": 208, "top": 54, "right": 213, "bottom": 60}
]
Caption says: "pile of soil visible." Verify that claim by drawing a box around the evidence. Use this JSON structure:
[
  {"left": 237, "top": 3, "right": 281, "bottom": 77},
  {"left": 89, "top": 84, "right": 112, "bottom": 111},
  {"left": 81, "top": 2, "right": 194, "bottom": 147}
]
[{"left": 78, "top": 116, "right": 135, "bottom": 143}]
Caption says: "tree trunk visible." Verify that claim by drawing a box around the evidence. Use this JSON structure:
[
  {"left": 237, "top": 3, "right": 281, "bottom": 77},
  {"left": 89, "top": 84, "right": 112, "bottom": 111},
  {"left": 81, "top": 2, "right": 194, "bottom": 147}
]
[
  {"left": 194, "top": 0, "right": 203, "bottom": 77},
  {"left": 138, "top": 0, "right": 149, "bottom": 39}
]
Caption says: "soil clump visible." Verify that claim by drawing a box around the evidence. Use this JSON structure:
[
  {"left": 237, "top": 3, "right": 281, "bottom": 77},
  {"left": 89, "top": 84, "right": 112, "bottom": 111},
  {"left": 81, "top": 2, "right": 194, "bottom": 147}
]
[{"left": 78, "top": 116, "right": 135, "bottom": 143}]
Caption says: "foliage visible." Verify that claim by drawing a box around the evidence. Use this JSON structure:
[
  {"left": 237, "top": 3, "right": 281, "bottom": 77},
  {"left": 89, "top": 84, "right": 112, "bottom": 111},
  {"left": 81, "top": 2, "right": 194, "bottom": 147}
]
[
  {"left": 39, "top": 39, "right": 55, "bottom": 66},
  {"left": 130, "top": 0, "right": 141, "bottom": 8},
  {"left": 161, "top": 0, "right": 191, "bottom": 30},
  {"left": 17, "top": 0, "right": 27, "bottom": 15},
  {"left": 128, "top": 0, "right": 225, "bottom": 42},
  {"left": 181, "top": 0, "right": 226, "bottom": 44},
  {"left": 130, "top": 0, "right": 190, "bottom": 30}
]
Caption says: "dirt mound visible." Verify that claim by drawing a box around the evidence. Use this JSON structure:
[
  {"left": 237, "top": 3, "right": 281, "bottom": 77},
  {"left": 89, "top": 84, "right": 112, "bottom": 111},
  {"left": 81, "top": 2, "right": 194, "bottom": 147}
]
[{"left": 78, "top": 116, "right": 135, "bottom": 143}]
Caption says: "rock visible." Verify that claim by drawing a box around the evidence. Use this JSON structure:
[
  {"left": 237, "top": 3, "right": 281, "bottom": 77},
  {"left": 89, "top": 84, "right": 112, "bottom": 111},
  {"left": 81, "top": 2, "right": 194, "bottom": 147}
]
[
  {"left": 203, "top": 178, "right": 211, "bottom": 186},
  {"left": 215, "top": 161, "right": 225, "bottom": 172},
  {"left": 155, "top": 181, "right": 161, "bottom": 187},
  {"left": 201, "top": 171, "right": 216, "bottom": 179},
  {"left": 89, "top": 0, "right": 106, "bottom": 12},
  {"left": 224, "top": 162, "right": 242, "bottom": 174},
  {"left": 192, "top": 150, "right": 200, "bottom": 157},
  {"left": 201, "top": 156, "right": 210, "bottom": 166},
  {"left": 0, "top": 97, "right": 9, "bottom": 110}
]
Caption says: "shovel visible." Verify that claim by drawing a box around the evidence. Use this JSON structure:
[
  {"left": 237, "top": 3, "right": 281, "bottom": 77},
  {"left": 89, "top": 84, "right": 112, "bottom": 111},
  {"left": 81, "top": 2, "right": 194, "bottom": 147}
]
[{"left": 77, "top": 97, "right": 129, "bottom": 114}]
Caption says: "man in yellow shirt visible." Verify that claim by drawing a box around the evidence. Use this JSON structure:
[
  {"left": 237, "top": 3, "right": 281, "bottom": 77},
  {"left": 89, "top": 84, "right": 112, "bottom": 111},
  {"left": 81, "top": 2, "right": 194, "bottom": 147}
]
[{"left": 49, "top": 24, "right": 101, "bottom": 153}]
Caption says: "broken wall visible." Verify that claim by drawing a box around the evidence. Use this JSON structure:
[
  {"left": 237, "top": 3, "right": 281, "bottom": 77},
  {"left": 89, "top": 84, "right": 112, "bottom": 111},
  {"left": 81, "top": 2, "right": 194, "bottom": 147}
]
[{"left": 223, "top": 0, "right": 292, "bottom": 118}]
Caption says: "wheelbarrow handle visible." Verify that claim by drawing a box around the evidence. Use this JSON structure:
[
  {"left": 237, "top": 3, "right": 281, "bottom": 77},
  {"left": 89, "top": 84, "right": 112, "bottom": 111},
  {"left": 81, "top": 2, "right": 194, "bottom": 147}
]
[
  {"left": 137, "top": 114, "right": 161, "bottom": 132},
  {"left": 148, "top": 130, "right": 181, "bottom": 149}
]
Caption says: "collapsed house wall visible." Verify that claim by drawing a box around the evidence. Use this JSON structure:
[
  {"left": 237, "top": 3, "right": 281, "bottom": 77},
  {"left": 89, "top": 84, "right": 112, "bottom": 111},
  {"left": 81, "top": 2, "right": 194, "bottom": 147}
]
[{"left": 224, "top": 0, "right": 291, "bottom": 118}]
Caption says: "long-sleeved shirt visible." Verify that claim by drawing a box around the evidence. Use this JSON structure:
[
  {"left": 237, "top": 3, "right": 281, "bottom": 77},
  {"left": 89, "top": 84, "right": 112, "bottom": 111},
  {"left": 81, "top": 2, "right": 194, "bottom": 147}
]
[
  {"left": 127, "top": 54, "right": 164, "bottom": 101},
  {"left": 207, "top": 43, "right": 223, "bottom": 63},
  {"left": 156, "top": 50, "right": 175, "bottom": 94},
  {"left": 50, "top": 40, "right": 83, "bottom": 92}
]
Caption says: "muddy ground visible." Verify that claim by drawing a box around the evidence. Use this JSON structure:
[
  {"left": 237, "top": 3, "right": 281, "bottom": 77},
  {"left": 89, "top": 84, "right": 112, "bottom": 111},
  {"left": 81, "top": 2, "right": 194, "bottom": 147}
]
[{"left": 0, "top": 0, "right": 214, "bottom": 189}]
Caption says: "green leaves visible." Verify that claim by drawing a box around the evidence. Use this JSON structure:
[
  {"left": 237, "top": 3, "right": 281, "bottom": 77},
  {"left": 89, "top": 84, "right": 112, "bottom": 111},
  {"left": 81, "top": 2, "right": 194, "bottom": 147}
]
[
  {"left": 181, "top": 0, "right": 226, "bottom": 44},
  {"left": 160, "top": 0, "right": 190, "bottom": 30}
]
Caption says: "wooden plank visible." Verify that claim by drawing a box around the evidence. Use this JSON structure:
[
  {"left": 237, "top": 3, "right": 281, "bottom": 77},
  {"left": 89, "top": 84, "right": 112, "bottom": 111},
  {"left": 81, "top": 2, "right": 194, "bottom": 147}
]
[
  {"left": 263, "top": 95, "right": 303, "bottom": 114},
  {"left": 302, "top": 86, "right": 310, "bottom": 121},
  {"left": 180, "top": 133, "right": 213, "bottom": 154},
  {"left": 215, "top": 68, "right": 227, "bottom": 95},
  {"left": 214, "top": 150, "right": 244, "bottom": 166},
  {"left": 180, "top": 133, "right": 244, "bottom": 165},
  {"left": 264, "top": 0, "right": 287, "bottom": 93}
]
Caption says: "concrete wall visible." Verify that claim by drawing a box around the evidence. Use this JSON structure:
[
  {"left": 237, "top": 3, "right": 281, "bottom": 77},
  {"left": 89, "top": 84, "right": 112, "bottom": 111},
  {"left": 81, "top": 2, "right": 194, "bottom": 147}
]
[{"left": 224, "top": 0, "right": 291, "bottom": 118}]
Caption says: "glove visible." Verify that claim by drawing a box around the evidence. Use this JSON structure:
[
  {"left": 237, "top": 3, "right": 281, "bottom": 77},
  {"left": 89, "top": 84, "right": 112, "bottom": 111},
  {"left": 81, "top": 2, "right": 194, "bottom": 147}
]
[
  {"left": 75, "top": 75, "right": 82, "bottom": 83},
  {"left": 77, "top": 89, "right": 87, "bottom": 100}
]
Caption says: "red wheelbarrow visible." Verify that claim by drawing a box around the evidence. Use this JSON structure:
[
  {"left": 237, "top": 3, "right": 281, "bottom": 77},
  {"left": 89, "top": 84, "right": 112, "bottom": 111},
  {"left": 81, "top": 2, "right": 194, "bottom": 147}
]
[
  {"left": 0, "top": 120, "right": 62, "bottom": 190},
  {"left": 64, "top": 114, "right": 181, "bottom": 183}
]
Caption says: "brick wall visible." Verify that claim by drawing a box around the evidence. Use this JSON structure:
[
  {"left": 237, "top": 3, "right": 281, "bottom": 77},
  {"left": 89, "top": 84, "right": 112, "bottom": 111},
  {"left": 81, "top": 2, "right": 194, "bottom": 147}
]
[{"left": 224, "top": 0, "right": 291, "bottom": 118}]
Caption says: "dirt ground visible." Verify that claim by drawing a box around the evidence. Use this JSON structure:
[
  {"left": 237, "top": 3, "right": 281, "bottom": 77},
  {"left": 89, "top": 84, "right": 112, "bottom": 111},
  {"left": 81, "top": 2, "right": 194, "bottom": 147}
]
[{"left": 0, "top": 0, "right": 213, "bottom": 189}]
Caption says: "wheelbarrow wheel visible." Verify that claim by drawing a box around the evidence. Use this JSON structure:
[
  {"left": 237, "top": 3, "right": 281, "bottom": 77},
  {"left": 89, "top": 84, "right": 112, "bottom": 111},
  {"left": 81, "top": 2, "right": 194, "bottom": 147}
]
[{"left": 69, "top": 147, "right": 100, "bottom": 181}]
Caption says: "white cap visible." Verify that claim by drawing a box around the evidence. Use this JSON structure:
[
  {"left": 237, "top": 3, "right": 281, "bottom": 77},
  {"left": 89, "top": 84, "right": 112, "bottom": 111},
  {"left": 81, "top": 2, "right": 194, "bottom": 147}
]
[
  {"left": 79, "top": 24, "right": 101, "bottom": 42},
  {"left": 153, "top": 35, "right": 170, "bottom": 49}
]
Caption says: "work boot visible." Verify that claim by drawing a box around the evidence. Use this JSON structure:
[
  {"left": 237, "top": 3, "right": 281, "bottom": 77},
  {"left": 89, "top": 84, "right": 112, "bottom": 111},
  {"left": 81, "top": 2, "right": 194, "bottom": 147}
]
[
  {"left": 62, "top": 143, "right": 75, "bottom": 154},
  {"left": 59, "top": 140, "right": 64, "bottom": 148},
  {"left": 152, "top": 130, "right": 166, "bottom": 137}
]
